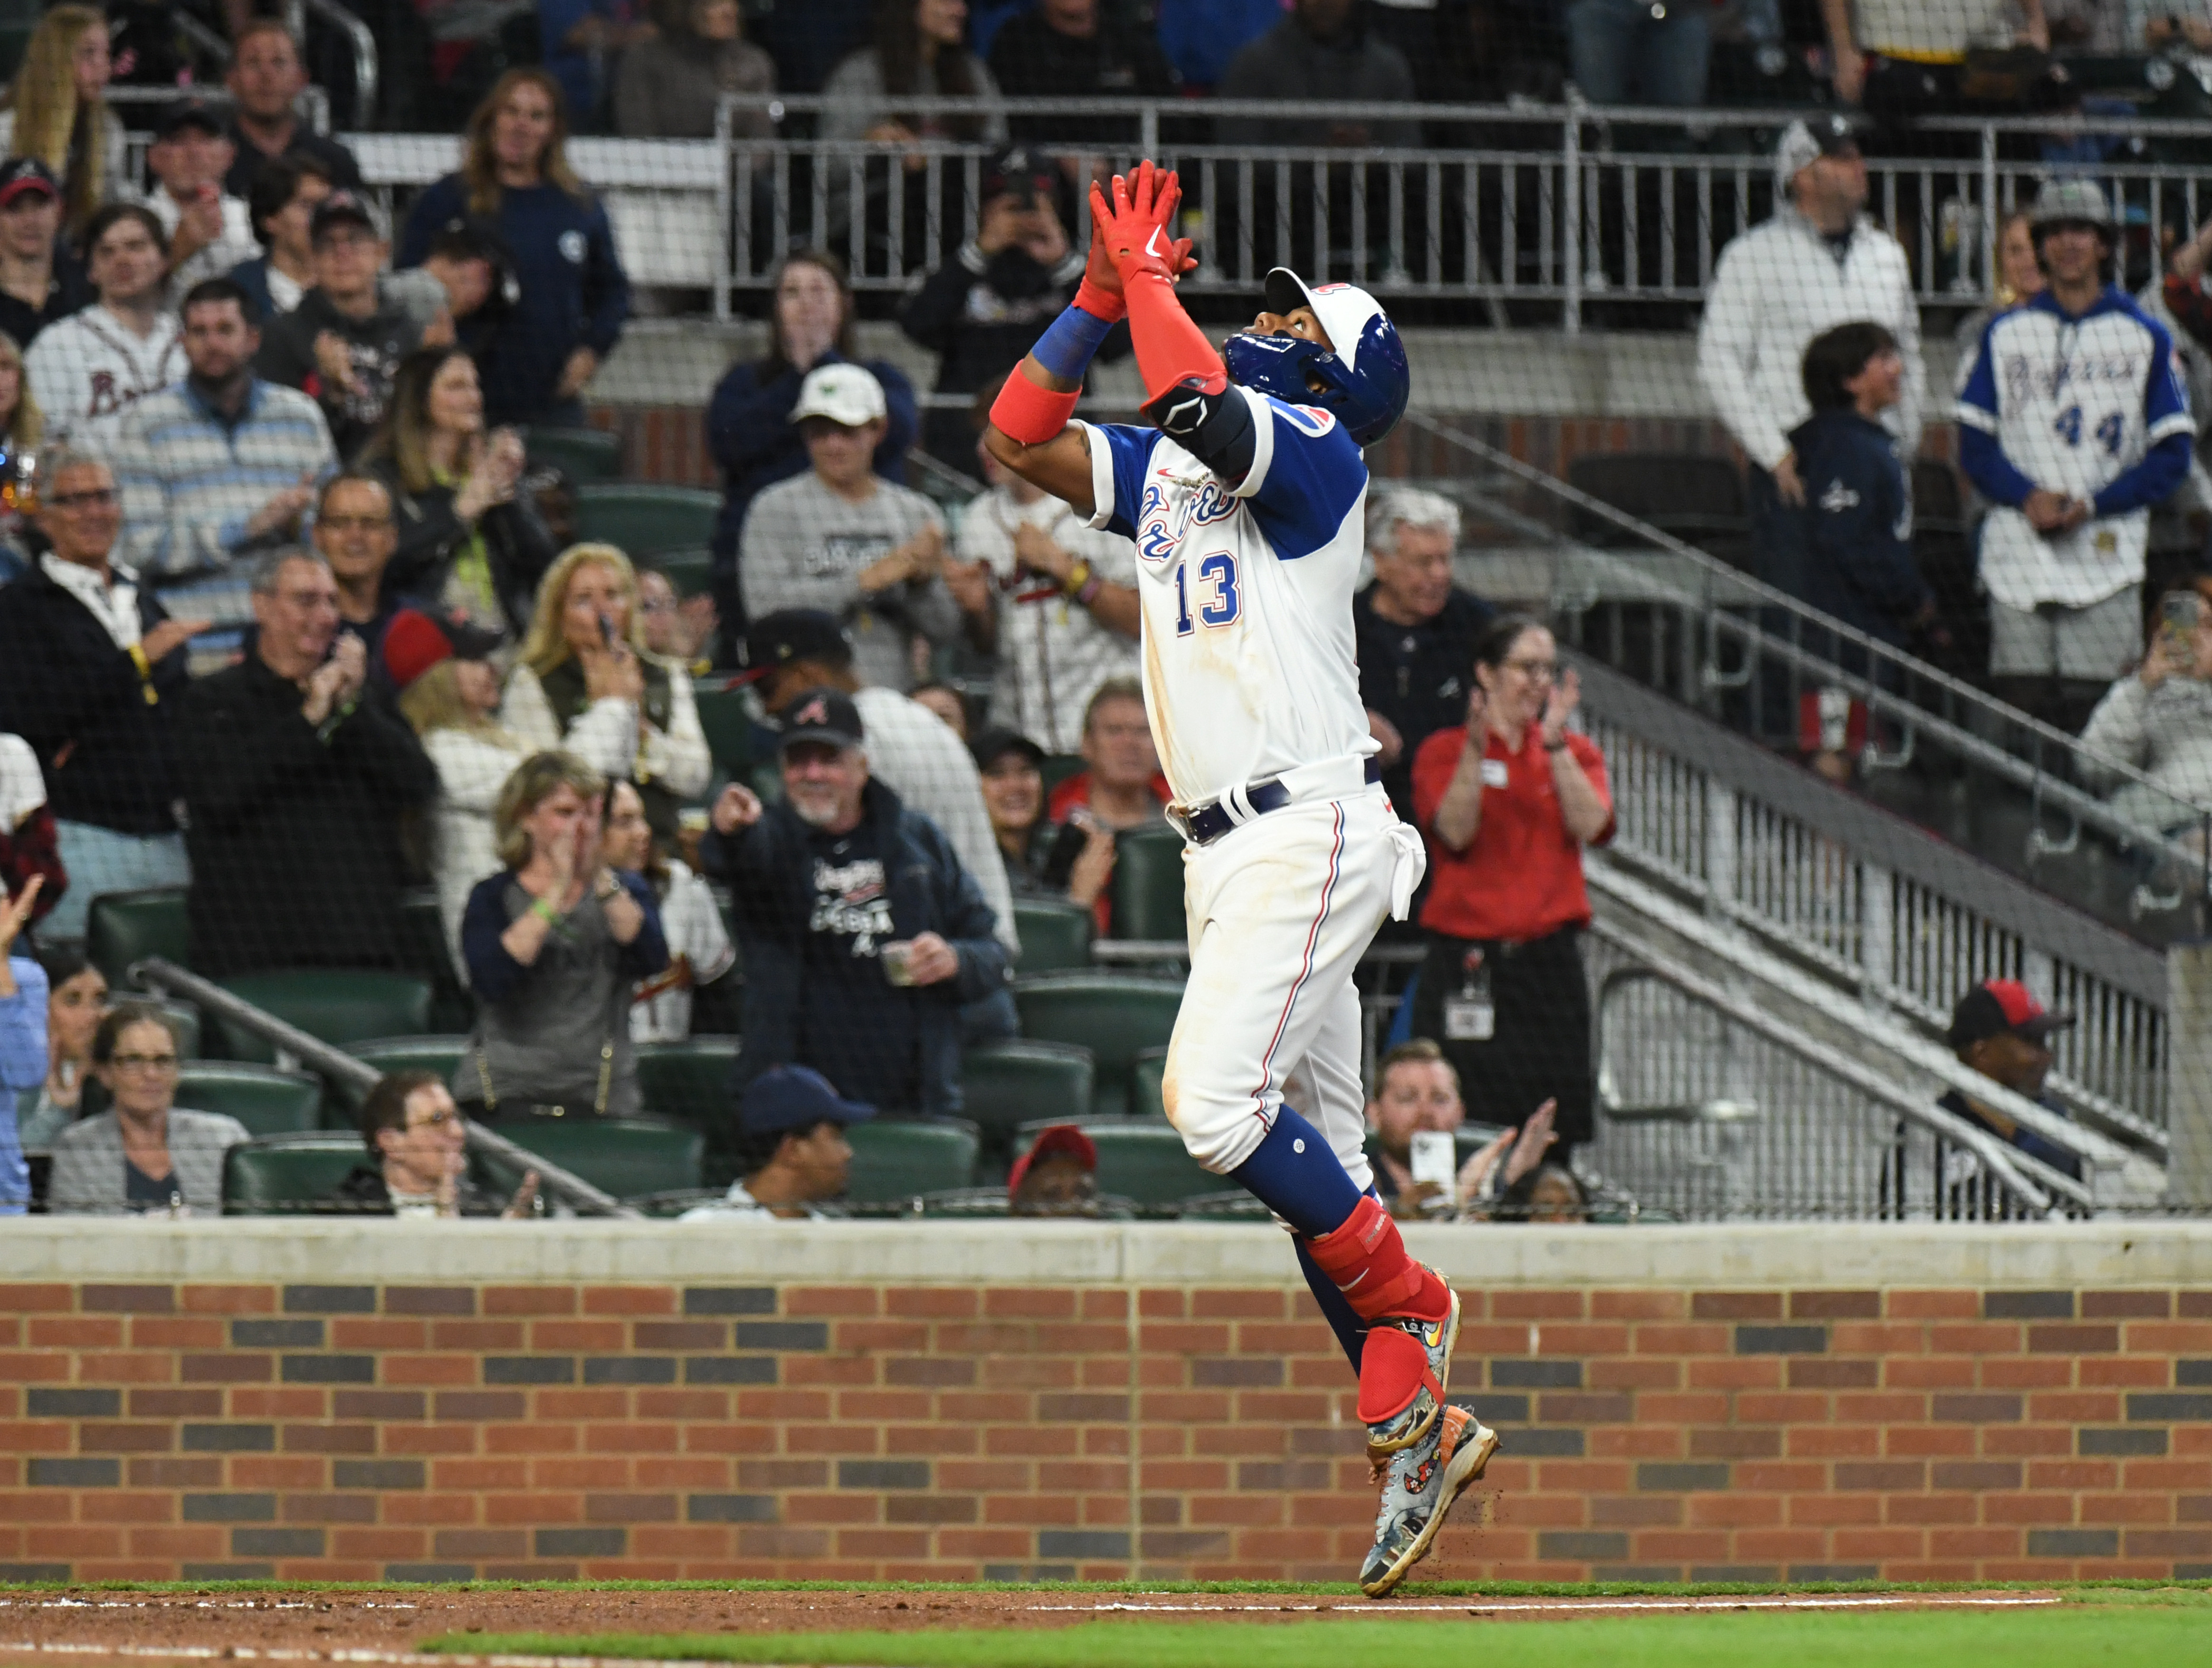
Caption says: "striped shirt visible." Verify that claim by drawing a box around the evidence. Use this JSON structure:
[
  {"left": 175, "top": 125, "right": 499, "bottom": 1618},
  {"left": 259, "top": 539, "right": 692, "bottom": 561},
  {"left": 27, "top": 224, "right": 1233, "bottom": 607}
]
[
  {"left": 24, "top": 306, "right": 186, "bottom": 446},
  {"left": 111, "top": 379, "right": 336, "bottom": 582}
]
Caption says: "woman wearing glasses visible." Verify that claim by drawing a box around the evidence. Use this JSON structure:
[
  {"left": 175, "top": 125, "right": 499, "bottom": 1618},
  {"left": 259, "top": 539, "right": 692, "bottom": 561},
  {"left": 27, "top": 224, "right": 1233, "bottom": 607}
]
[
  {"left": 46, "top": 1003, "right": 247, "bottom": 1214},
  {"left": 1407, "top": 615, "right": 1615, "bottom": 1160}
]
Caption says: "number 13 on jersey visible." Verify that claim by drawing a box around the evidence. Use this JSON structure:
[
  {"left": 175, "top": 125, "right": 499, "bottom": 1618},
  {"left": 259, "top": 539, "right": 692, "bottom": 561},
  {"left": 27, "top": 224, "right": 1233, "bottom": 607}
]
[{"left": 1173, "top": 551, "right": 1240, "bottom": 635}]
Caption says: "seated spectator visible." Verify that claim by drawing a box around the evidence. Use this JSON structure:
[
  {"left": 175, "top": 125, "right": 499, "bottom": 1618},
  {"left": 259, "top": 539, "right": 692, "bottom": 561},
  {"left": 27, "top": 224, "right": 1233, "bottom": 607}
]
[
  {"left": 221, "top": 19, "right": 365, "bottom": 203},
  {"left": 0, "top": 446, "right": 200, "bottom": 942},
  {"left": 958, "top": 388, "right": 1141, "bottom": 754},
  {"left": 0, "top": 325, "right": 45, "bottom": 567},
  {"left": 988, "top": 0, "right": 1177, "bottom": 145},
  {"left": 910, "top": 680, "right": 969, "bottom": 739},
  {"left": 1218, "top": 0, "right": 1419, "bottom": 149},
  {"left": 113, "top": 277, "right": 337, "bottom": 630},
  {"left": 505, "top": 543, "right": 711, "bottom": 840},
  {"left": 706, "top": 250, "right": 917, "bottom": 649},
  {"left": 1454, "top": 1098, "right": 1562, "bottom": 1221},
  {"left": 678, "top": 1064, "right": 872, "bottom": 1220},
  {"left": 637, "top": 567, "right": 717, "bottom": 673},
  {"left": 541, "top": 0, "right": 656, "bottom": 132},
  {"left": 701, "top": 688, "right": 1011, "bottom": 1116},
  {"left": 1957, "top": 181, "right": 2193, "bottom": 733},
  {"left": 0, "top": 872, "right": 44, "bottom": 1214},
  {"left": 47, "top": 1002, "right": 246, "bottom": 1215},
  {"left": 367, "top": 346, "right": 556, "bottom": 640},
  {"left": 1363, "top": 1037, "right": 1468, "bottom": 1217},
  {"left": 1411, "top": 616, "right": 1613, "bottom": 1155},
  {"left": 741, "top": 363, "right": 979, "bottom": 691},
  {"left": 396, "top": 69, "right": 629, "bottom": 429},
  {"left": 737, "top": 609, "right": 1018, "bottom": 953},
  {"left": 822, "top": 0, "right": 1007, "bottom": 146},
  {"left": 601, "top": 777, "right": 734, "bottom": 1042},
  {"left": 614, "top": 0, "right": 778, "bottom": 140},
  {"left": 1495, "top": 1158, "right": 1589, "bottom": 1223},
  {"left": 0, "top": 732, "right": 61, "bottom": 932},
  {"left": 25, "top": 204, "right": 184, "bottom": 445},
  {"left": 902, "top": 148, "right": 1124, "bottom": 467},
  {"left": 0, "top": 7, "right": 130, "bottom": 245},
  {"left": 1567, "top": 0, "right": 1711, "bottom": 107},
  {"left": 1008, "top": 1122, "right": 1100, "bottom": 1217},
  {"left": 175, "top": 550, "right": 439, "bottom": 977},
  {"left": 972, "top": 724, "right": 1055, "bottom": 898},
  {"left": 455, "top": 749, "right": 668, "bottom": 1116},
  {"left": 229, "top": 154, "right": 335, "bottom": 324},
  {"left": 15, "top": 943, "right": 105, "bottom": 1156},
  {"left": 2079, "top": 581, "right": 2212, "bottom": 841},
  {"left": 0, "top": 158, "right": 88, "bottom": 351},
  {"left": 143, "top": 97, "right": 262, "bottom": 298},
  {"left": 315, "top": 470, "right": 404, "bottom": 665},
  {"left": 1042, "top": 676, "right": 1170, "bottom": 926},
  {"left": 326, "top": 1070, "right": 539, "bottom": 1217},
  {"left": 1355, "top": 486, "right": 1492, "bottom": 819},
  {"left": 255, "top": 192, "right": 424, "bottom": 459},
  {"left": 387, "top": 607, "right": 527, "bottom": 969},
  {"left": 1936, "top": 978, "right": 2084, "bottom": 1186}
]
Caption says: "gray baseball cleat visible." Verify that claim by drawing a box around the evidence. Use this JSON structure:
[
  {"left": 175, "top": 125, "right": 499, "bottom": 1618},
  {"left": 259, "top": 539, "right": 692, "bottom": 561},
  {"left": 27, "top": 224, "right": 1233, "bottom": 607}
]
[
  {"left": 1359, "top": 1402, "right": 1498, "bottom": 1599},
  {"left": 1363, "top": 1283, "right": 1462, "bottom": 1464}
]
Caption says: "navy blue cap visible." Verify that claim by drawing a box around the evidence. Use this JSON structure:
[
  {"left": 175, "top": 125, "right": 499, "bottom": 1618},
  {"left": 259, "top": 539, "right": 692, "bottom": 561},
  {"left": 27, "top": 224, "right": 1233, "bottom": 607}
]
[{"left": 739, "top": 1065, "right": 876, "bottom": 1136}]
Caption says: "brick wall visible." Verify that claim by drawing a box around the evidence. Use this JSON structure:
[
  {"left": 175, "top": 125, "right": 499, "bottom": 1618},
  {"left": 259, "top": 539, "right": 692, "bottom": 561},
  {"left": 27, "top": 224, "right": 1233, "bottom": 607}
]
[{"left": 3, "top": 1275, "right": 2207, "bottom": 1586}]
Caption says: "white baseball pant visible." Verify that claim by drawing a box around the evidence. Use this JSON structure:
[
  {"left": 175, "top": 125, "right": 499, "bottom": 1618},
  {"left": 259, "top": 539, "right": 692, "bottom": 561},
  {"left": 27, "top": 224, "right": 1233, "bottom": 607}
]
[{"left": 1159, "top": 784, "right": 1426, "bottom": 1180}]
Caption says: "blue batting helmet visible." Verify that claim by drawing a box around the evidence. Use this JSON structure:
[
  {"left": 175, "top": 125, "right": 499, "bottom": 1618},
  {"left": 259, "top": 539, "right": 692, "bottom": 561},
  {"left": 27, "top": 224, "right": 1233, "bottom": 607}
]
[{"left": 1221, "top": 268, "right": 1410, "bottom": 446}]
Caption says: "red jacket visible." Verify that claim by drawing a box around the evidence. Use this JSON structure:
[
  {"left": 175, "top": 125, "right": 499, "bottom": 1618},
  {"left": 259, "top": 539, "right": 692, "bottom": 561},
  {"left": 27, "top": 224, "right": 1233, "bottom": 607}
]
[{"left": 1411, "top": 724, "right": 1613, "bottom": 942}]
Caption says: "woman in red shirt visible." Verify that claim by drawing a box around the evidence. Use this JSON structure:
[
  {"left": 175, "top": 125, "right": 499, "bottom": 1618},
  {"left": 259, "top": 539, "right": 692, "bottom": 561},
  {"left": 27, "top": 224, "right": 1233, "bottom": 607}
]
[{"left": 1409, "top": 615, "right": 1614, "bottom": 1153}]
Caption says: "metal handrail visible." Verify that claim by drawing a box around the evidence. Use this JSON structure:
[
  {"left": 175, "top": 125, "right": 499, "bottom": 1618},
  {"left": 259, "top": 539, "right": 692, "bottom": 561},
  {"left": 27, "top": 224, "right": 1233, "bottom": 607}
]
[
  {"left": 125, "top": 957, "right": 641, "bottom": 1220},
  {"left": 300, "top": 0, "right": 379, "bottom": 130}
]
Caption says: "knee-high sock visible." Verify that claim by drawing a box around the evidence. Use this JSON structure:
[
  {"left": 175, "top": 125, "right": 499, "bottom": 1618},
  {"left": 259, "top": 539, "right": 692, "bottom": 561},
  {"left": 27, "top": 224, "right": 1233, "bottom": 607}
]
[
  {"left": 1228, "top": 1107, "right": 1363, "bottom": 1239},
  {"left": 1295, "top": 1234, "right": 1368, "bottom": 1373}
]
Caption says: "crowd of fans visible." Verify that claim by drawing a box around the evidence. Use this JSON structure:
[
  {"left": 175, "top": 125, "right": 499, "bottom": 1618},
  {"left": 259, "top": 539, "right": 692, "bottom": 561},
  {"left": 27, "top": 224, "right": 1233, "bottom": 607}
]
[{"left": 0, "top": 3, "right": 2137, "bottom": 1224}]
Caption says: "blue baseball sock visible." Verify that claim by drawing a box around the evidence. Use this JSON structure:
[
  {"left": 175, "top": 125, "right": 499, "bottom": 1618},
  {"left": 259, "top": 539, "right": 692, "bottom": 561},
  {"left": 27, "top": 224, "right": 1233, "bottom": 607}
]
[
  {"left": 1295, "top": 1234, "right": 1369, "bottom": 1373},
  {"left": 1228, "top": 1106, "right": 1363, "bottom": 1239}
]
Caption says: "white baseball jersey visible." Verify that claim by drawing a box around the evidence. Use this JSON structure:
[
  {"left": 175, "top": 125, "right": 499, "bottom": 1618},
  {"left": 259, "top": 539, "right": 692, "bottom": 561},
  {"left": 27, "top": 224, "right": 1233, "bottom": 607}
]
[
  {"left": 1077, "top": 386, "right": 1378, "bottom": 808},
  {"left": 1958, "top": 287, "right": 2195, "bottom": 609},
  {"left": 25, "top": 306, "right": 185, "bottom": 446}
]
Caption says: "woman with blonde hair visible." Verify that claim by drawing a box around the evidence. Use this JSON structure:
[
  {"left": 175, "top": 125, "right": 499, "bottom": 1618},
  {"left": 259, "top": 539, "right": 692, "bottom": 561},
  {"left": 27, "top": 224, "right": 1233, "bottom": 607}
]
[
  {"left": 366, "top": 344, "right": 555, "bottom": 640},
  {"left": 0, "top": 327, "right": 44, "bottom": 570},
  {"left": 0, "top": 7, "right": 127, "bottom": 240},
  {"left": 394, "top": 69, "right": 629, "bottom": 429},
  {"left": 383, "top": 607, "right": 528, "bottom": 970},
  {"left": 503, "top": 543, "right": 711, "bottom": 841},
  {"left": 454, "top": 749, "right": 667, "bottom": 1120}
]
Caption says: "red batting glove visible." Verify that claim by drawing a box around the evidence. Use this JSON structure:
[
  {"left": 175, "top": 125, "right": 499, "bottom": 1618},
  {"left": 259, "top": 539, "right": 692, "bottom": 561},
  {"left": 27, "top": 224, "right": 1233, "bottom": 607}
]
[{"left": 1089, "top": 160, "right": 1184, "bottom": 290}]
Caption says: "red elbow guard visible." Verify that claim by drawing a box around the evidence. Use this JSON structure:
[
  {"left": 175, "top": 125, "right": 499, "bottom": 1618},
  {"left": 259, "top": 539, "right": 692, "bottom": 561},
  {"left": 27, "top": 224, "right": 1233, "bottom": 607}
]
[
  {"left": 1125, "top": 271, "right": 1225, "bottom": 405},
  {"left": 990, "top": 371, "right": 1081, "bottom": 446}
]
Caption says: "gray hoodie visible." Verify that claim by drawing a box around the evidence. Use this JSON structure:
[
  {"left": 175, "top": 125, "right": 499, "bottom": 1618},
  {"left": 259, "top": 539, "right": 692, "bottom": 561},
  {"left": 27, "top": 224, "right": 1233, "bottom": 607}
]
[{"left": 2078, "top": 671, "right": 2212, "bottom": 835}]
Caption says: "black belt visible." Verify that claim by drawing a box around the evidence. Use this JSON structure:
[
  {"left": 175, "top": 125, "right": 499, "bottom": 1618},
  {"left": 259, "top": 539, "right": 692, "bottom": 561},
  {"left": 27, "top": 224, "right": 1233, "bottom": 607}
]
[{"left": 1173, "top": 758, "right": 1383, "bottom": 848}]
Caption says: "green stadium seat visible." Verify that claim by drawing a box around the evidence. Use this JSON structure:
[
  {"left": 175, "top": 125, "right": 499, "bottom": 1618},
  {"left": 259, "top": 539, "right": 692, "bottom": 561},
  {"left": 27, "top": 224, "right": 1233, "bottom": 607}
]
[
  {"left": 694, "top": 680, "right": 753, "bottom": 776},
  {"left": 645, "top": 546, "right": 714, "bottom": 600},
  {"left": 636, "top": 1035, "right": 739, "bottom": 1126},
  {"left": 845, "top": 1117, "right": 980, "bottom": 1203},
  {"left": 222, "top": 1133, "right": 372, "bottom": 1215},
  {"left": 1130, "top": 1046, "right": 1168, "bottom": 1121},
  {"left": 211, "top": 972, "right": 435, "bottom": 1064},
  {"left": 339, "top": 1036, "right": 472, "bottom": 1113},
  {"left": 1012, "top": 897, "right": 1093, "bottom": 973},
  {"left": 1017, "top": 1119, "right": 1218, "bottom": 1208},
  {"left": 490, "top": 1116, "right": 705, "bottom": 1199},
  {"left": 175, "top": 1062, "right": 324, "bottom": 1137},
  {"left": 523, "top": 425, "right": 621, "bottom": 481},
  {"left": 86, "top": 887, "right": 190, "bottom": 988},
  {"left": 1012, "top": 972, "right": 1183, "bottom": 1117},
  {"left": 574, "top": 483, "right": 720, "bottom": 557},
  {"left": 961, "top": 1039, "right": 1095, "bottom": 1162},
  {"left": 1110, "top": 827, "right": 1187, "bottom": 941}
]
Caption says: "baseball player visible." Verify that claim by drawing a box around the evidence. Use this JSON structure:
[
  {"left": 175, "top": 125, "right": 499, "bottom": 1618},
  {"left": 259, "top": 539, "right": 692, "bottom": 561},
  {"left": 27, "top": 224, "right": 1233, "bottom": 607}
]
[{"left": 982, "top": 161, "right": 1496, "bottom": 1597}]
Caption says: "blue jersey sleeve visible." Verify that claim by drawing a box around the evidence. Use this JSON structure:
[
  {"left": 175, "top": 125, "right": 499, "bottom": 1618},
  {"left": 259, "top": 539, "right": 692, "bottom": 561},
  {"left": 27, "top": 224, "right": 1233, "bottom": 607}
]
[
  {"left": 1235, "top": 391, "right": 1369, "bottom": 560},
  {"left": 1079, "top": 420, "right": 1162, "bottom": 540},
  {"left": 2143, "top": 317, "right": 2194, "bottom": 444}
]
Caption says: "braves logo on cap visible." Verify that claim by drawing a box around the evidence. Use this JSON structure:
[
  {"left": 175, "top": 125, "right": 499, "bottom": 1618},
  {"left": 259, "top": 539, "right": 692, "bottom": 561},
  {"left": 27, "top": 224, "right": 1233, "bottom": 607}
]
[{"left": 791, "top": 695, "right": 830, "bottom": 730}]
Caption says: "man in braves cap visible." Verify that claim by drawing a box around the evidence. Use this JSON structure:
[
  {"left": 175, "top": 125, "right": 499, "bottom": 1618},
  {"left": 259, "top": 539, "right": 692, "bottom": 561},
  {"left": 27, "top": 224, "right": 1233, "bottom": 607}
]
[
  {"left": 1939, "top": 978, "right": 2082, "bottom": 1182},
  {"left": 0, "top": 157, "right": 84, "bottom": 349},
  {"left": 146, "top": 97, "right": 259, "bottom": 291}
]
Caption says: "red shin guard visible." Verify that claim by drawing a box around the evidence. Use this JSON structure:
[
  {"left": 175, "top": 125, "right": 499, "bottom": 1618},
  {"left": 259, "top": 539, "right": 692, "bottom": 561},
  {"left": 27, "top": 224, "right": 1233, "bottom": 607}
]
[
  {"left": 1303, "top": 1195, "right": 1448, "bottom": 1325},
  {"left": 989, "top": 369, "right": 1080, "bottom": 445},
  {"left": 1124, "top": 270, "right": 1227, "bottom": 405},
  {"left": 1354, "top": 1324, "right": 1436, "bottom": 1426}
]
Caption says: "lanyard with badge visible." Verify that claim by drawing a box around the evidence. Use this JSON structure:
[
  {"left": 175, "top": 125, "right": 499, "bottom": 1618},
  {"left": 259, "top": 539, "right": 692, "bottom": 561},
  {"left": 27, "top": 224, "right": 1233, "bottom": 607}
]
[{"left": 1443, "top": 946, "right": 1494, "bottom": 1042}]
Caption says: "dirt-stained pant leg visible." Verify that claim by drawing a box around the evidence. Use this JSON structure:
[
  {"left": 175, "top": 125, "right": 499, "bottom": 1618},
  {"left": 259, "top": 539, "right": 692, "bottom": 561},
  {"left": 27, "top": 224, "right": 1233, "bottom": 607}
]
[{"left": 1160, "top": 791, "right": 1400, "bottom": 1177}]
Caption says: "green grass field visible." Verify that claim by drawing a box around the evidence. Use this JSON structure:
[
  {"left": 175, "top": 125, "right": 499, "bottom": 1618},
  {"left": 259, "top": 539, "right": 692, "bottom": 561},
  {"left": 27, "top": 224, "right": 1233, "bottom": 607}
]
[{"left": 421, "top": 1586, "right": 2212, "bottom": 1668}]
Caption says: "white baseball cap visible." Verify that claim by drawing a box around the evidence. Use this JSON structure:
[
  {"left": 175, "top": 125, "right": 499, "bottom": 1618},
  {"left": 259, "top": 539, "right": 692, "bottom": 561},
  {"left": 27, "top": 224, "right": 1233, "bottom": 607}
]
[{"left": 791, "top": 363, "right": 888, "bottom": 428}]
